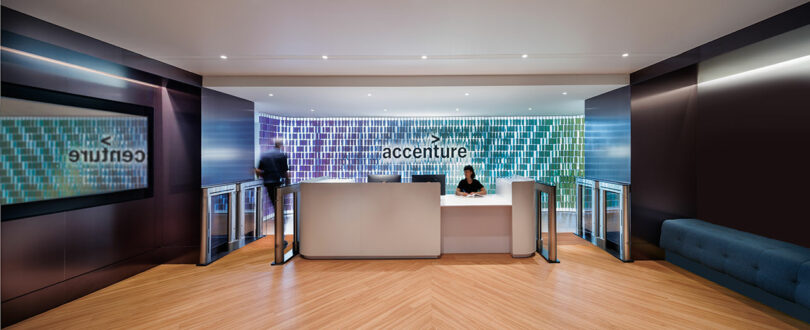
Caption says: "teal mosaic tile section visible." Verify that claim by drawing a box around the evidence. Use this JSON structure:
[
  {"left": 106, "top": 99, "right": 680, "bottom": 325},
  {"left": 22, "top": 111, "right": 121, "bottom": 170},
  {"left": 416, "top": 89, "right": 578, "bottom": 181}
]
[
  {"left": 257, "top": 115, "right": 584, "bottom": 209},
  {"left": 1, "top": 117, "right": 148, "bottom": 205}
]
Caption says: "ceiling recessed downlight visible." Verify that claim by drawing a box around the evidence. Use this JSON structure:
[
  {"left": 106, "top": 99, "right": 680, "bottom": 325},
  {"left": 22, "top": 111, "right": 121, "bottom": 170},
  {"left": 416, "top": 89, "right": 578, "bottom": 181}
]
[
  {"left": 367, "top": 93, "right": 373, "bottom": 97},
  {"left": 455, "top": 108, "right": 459, "bottom": 112},
  {"left": 219, "top": 55, "right": 228, "bottom": 59},
  {"left": 421, "top": 55, "right": 428, "bottom": 60},
  {"left": 464, "top": 92, "right": 470, "bottom": 96},
  {"left": 528, "top": 107, "right": 533, "bottom": 110},
  {"left": 268, "top": 93, "right": 274, "bottom": 97},
  {"left": 310, "top": 108, "right": 315, "bottom": 112},
  {"left": 521, "top": 54, "right": 528, "bottom": 58},
  {"left": 622, "top": 53, "right": 630, "bottom": 57},
  {"left": 562, "top": 92, "right": 568, "bottom": 95},
  {"left": 383, "top": 108, "right": 388, "bottom": 112},
  {"left": 322, "top": 55, "right": 329, "bottom": 60}
]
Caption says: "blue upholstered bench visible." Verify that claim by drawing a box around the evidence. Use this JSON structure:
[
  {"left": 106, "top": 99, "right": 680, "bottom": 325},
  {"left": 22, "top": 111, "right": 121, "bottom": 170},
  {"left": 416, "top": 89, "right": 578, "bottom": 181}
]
[{"left": 660, "top": 219, "right": 810, "bottom": 323}]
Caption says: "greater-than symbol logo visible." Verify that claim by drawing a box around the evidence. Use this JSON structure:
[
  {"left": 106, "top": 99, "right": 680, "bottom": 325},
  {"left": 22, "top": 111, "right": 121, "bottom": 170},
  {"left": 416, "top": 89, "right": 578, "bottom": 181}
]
[{"left": 381, "top": 134, "right": 467, "bottom": 160}]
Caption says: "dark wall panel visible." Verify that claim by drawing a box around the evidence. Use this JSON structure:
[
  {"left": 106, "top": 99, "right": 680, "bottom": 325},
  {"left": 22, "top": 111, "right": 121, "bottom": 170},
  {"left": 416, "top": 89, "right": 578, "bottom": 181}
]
[
  {"left": 583, "top": 4, "right": 810, "bottom": 260},
  {"left": 0, "top": 282, "right": 67, "bottom": 325},
  {"left": 630, "top": 2, "right": 810, "bottom": 84},
  {"left": 1, "top": 8, "right": 200, "bottom": 86},
  {"left": 159, "top": 86, "right": 203, "bottom": 254},
  {"left": 64, "top": 199, "right": 156, "bottom": 279},
  {"left": 696, "top": 60, "right": 810, "bottom": 248},
  {"left": 0, "top": 212, "right": 66, "bottom": 301},
  {"left": 0, "top": 31, "right": 157, "bottom": 108},
  {"left": 584, "top": 86, "right": 631, "bottom": 184},
  {"left": 630, "top": 65, "right": 698, "bottom": 259},
  {"left": 201, "top": 88, "right": 255, "bottom": 186},
  {"left": 1, "top": 7, "right": 202, "bottom": 326},
  {"left": 62, "top": 249, "right": 159, "bottom": 303}
]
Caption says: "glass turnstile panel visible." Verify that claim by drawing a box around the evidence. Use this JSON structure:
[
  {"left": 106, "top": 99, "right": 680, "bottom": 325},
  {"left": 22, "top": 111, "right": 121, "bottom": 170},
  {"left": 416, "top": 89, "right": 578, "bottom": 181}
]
[
  {"left": 243, "top": 187, "right": 257, "bottom": 240},
  {"left": 262, "top": 187, "right": 275, "bottom": 237},
  {"left": 281, "top": 193, "right": 295, "bottom": 255},
  {"left": 539, "top": 191, "right": 550, "bottom": 256},
  {"left": 604, "top": 190, "right": 622, "bottom": 253},
  {"left": 535, "top": 182, "right": 558, "bottom": 263},
  {"left": 574, "top": 178, "right": 631, "bottom": 262},
  {"left": 210, "top": 193, "right": 231, "bottom": 257},
  {"left": 272, "top": 184, "right": 300, "bottom": 265},
  {"left": 582, "top": 187, "right": 594, "bottom": 240}
]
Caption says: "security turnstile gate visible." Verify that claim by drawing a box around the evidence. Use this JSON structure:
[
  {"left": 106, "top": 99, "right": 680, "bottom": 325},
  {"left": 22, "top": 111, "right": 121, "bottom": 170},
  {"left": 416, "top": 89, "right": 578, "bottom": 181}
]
[
  {"left": 575, "top": 178, "right": 631, "bottom": 262},
  {"left": 200, "top": 180, "right": 265, "bottom": 265}
]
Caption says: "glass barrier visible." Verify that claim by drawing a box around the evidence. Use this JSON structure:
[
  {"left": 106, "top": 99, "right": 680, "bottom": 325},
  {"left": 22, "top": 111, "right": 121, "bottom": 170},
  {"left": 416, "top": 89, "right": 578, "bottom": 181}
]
[
  {"left": 261, "top": 185, "right": 275, "bottom": 237},
  {"left": 576, "top": 178, "right": 599, "bottom": 244},
  {"left": 576, "top": 178, "right": 631, "bottom": 262},
  {"left": 535, "top": 182, "right": 558, "bottom": 263},
  {"left": 238, "top": 180, "right": 264, "bottom": 245},
  {"left": 200, "top": 180, "right": 265, "bottom": 265},
  {"left": 200, "top": 184, "right": 236, "bottom": 265},
  {"left": 273, "top": 184, "right": 300, "bottom": 265},
  {"left": 539, "top": 191, "right": 551, "bottom": 259},
  {"left": 211, "top": 193, "right": 232, "bottom": 255},
  {"left": 599, "top": 181, "right": 631, "bottom": 261},
  {"left": 583, "top": 188, "right": 592, "bottom": 238},
  {"left": 243, "top": 187, "right": 257, "bottom": 239},
  {"left": 604, "top": 190, "right": 622, "bottom": 254}
]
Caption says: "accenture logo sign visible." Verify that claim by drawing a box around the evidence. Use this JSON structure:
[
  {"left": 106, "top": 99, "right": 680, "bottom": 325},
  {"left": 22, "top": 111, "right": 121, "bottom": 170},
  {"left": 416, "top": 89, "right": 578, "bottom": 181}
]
[
  {"left": 381, "top": 134, "right": 468, "bottom": 161},
  {"left": 67, "top": 136, "right": 146, "bottom": 163}
]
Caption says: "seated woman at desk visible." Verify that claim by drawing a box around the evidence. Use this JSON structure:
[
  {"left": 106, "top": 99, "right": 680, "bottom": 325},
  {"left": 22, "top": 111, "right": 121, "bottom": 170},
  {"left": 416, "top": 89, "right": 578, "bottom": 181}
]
[{"left": 456, "top": 165, "right": 487, "bottom": 196}]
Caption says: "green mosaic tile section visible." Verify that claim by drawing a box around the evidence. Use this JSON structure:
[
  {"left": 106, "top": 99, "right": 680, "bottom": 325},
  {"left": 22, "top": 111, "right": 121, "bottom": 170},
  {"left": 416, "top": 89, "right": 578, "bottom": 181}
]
[
  {"left": 258, "top": 115, "right": 584, "bottom": 209},
  {"left": 1, "top": 117, "right": 148, "bottom": 205}
]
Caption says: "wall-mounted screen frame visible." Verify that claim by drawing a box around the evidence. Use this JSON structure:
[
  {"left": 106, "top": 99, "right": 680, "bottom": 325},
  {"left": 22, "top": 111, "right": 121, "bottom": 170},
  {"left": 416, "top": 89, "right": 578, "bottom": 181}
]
[{"left": 1, "top": 82, "right": 154, "bottom": 221}]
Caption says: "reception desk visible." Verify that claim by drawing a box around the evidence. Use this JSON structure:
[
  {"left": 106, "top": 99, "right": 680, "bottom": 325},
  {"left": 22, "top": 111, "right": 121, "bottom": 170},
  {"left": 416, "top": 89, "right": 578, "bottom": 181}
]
[
  {"left": 298, "top": 177, "right": 538, "bottom": 259},
  {"left": 441, "top": 178, "right": 536, "bottom": 257},
  {"left": 299, "top": 181, "right": 442, "bottom": 258}
]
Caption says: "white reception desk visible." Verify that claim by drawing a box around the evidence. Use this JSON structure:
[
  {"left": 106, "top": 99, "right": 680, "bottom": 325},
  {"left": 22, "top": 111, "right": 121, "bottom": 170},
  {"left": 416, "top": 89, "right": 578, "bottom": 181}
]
[{"left": 299, "top": 177, "right": 537, "bottom": 259}]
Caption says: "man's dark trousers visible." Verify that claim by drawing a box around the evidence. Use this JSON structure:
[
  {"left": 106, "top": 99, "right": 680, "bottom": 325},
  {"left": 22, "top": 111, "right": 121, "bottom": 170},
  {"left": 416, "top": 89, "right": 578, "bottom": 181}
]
[{"left": 265, "top": 182, "right": 283, "bottom": 215}]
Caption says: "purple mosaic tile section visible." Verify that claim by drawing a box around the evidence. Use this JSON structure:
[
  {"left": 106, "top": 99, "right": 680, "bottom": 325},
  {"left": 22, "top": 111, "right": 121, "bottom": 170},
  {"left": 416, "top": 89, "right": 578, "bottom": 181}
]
[{"left": 257, "top": 115, "right": 584, "bottom": 215}]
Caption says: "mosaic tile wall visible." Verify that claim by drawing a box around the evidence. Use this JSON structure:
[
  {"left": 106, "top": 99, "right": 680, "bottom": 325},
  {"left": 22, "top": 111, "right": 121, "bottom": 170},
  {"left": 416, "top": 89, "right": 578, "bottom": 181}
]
[
  {"left": 257, "top": 114, "right": 584, "bottom": 210},
  {"left": 0, "top": 116, "right": 149, "bottom": 205}
]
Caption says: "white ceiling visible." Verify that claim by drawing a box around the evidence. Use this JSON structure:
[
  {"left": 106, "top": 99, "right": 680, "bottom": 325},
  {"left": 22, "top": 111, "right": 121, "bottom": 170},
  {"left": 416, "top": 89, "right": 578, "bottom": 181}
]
[
  {"left": 4, "top": 0, "right": 804, "bottom": 117},
  {"left": 3, "top": 0, "right": 806, "bottom": 76},
  {"left": 212, "top": 85, "right": 622, "bottom": 117}
]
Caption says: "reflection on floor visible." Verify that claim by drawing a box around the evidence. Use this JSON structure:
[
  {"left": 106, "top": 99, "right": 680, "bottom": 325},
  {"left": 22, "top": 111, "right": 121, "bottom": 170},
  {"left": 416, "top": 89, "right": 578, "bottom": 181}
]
[
  {"left": 9, "top": 234, "right": 806, "bottom": 329},
  {"left": 270, "top": 234, "right": 295, "bottom": 255}
]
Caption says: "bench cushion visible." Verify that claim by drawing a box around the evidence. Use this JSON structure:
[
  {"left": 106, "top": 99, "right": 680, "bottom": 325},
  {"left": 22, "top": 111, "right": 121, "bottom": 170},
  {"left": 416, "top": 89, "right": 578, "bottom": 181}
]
[
  {"left": 798, "top": 262, "right": 810, "bottom": 308},
  {"left": 661, "top": 219, "right": 810, "bottom": 309}
]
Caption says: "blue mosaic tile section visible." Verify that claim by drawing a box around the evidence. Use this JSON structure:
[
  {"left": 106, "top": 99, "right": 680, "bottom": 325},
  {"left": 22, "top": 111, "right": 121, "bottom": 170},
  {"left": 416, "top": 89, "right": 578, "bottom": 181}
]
[
  {"left": 257, "top": 115, "right": 584, "bottom": 209},
  {"left": 1, "top": 117, "right": 149, "bottom": 205}
]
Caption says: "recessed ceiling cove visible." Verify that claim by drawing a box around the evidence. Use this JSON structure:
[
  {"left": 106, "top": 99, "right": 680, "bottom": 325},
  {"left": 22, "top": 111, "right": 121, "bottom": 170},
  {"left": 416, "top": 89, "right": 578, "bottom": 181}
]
[{"left": 3, "top": 0, "right": 805, "bottom": 76}]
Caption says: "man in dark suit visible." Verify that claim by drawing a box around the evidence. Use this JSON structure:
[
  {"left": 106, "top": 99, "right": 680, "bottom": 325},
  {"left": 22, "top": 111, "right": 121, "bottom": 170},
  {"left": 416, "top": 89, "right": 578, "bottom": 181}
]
[{"left": 256, "top": 139, "right": 290, "bottom": 215}]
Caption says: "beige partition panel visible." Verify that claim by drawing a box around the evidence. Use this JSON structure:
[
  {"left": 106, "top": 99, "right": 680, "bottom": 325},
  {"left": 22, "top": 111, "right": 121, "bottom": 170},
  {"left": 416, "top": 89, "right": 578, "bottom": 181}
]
[
  {"left": 510, "top": 180, "right": 537, "bottom": 257},
  {"left": 299, "top": 182, "right": 441, "bottom": 258}
]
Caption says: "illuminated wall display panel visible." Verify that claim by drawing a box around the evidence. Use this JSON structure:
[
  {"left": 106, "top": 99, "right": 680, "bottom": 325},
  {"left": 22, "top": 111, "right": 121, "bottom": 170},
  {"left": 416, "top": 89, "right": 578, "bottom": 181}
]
[
  {"left": 257, "top": 114, "right": 583, "bottom": 209},
  {"left": 0, "top": 96, "right": 149, "bottom": 206}
]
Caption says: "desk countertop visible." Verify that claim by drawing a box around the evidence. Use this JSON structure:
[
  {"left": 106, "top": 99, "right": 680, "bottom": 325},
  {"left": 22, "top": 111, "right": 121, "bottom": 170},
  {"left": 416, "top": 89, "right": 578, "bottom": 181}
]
[{"left": 440, "top": 194, "right": 512, "bottom": 207}]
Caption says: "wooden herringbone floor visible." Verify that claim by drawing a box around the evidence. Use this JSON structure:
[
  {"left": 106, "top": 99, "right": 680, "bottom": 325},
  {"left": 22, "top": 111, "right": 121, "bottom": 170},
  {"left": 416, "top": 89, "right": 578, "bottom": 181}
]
[{"left": 9, "top": 234, "right": 807, "bottom": 329}]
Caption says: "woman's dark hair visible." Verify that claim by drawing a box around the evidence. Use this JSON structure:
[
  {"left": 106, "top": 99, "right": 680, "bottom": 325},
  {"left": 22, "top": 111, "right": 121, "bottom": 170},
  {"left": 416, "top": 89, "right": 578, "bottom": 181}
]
[{"left": 463, "top": 165, "right": 476, "bottom": 179}]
